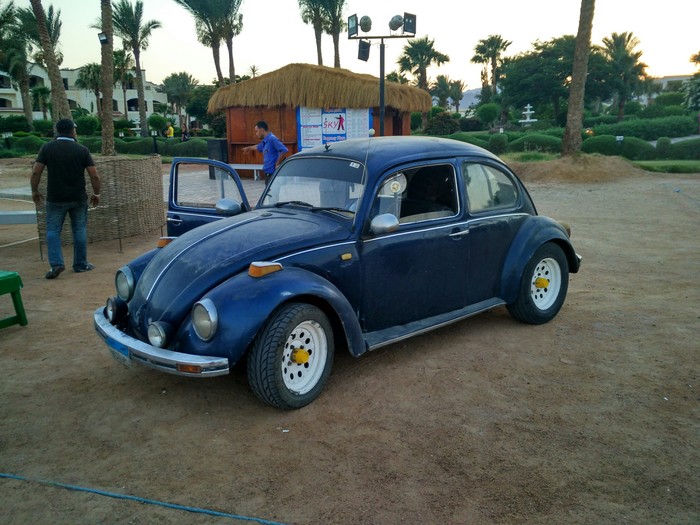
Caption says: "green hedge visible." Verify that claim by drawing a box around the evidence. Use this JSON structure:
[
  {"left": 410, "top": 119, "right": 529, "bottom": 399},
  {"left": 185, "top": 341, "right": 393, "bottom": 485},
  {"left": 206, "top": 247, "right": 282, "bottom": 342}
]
[
  {"left": 670, "top": 139, "right": 700, "bottom": 160},
  {"left": 592, "top": 116, "right": 696, "bottom": 140},
  {"left": 445, "top": 132, "right": 489, "bottom": 149},
  {"left": 32, "top": 119, "right": 54, "bottom": 137},
  {"left": 75, "top": 116, "right": 99, "bottom": 136},
  {"left": 0, "top": 115, "right": 32, "bottom": 133},
  {"left": 425, "top": 113, "right": 460, "bottom": 135},
  {"left": 655, "top": 137, "right": 672, "bottom": 159},
  {"left": 488, "top": 134, "right": 508, "bottom": 154},
  {"left": 508, "top": 133, "right": 562, "bottom": 153},
  {"left": 581, "top": 134, "right": 656, "bottom": 160},
  {"left": 171, "top": 138, "right": 208, "bottom": 157},
  {"left": 14, "top": 135, "right": 47, "bottom": 154}
]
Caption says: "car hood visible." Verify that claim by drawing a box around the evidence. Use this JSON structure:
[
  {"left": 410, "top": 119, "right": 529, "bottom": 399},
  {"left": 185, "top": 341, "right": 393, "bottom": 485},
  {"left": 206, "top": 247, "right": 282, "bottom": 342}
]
[{"left": 128, "top": 209, "right": 351, "bottom": 338}]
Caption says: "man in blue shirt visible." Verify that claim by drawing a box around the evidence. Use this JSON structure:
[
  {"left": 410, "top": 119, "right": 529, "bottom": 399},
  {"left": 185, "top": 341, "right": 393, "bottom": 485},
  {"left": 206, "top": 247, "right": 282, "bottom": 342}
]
[{"left": 243, "top": 121, "right": 288, "bottom": 183}]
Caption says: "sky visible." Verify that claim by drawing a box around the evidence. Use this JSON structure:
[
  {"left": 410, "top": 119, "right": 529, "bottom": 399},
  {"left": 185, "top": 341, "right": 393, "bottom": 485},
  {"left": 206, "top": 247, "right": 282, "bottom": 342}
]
[{"left": 35, "top": 0, "right": 700, "bottom": 89}]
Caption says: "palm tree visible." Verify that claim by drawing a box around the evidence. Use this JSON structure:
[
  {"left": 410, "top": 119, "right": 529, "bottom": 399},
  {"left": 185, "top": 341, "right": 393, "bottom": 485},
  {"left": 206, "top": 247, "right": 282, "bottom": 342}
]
[
  {"left": 162, "top": 72, "right": 198, "bottom": 127},
  {"left": 29, "top": 0, "right": 70, "bottom": 121},
  {"left": 99, "top": 0, "right": 115, "bottom": 155},
  {"left": 600, "top": 31, "right": 647, "bottom": 120},
  {"left": 248, "top": 64, "right": 259, "bottom": 78},
  {"left": 31, "top": 85, "right": 51, "bottom": 119},
  {"left": 386, "top": 70, "right": 409, "bottom": 84},
  {"left": 471, "top": 34, "right": 512, "bottom": 95},
  {"left": 398, "top": 36, "right": 450, "bottom": 91},
  {"left": 0, "top": 3, "right": 35, "bottom": 128},
  {"left": 16, "top": 4, "right": 63, "bottom": 69},
  {"left": 111, "top": 0, "right": 161, "bottom": 136},
  {"left": 430, "top": 75, "right": 452, "bottom": 109},
  {"left": 690, "top": 51, "right": 700, "bottom": 67},
  {"left": 320, "top": 0, "right": 345, "bottom": 68},
  {"left": 448, "top": 79, "right": 466, "bottom": 113},
  {"left": 75, "top": 63, "right": 102, "bottom": 114},
  {"left": 298, "top": 0, "right": 328, "bottom": 66},
  {"left": 113, "top": 48, "right": 134, "bottom": 119},
  {"left": 562, "top": 0, "right": 595, "bottom": 156},
  {"left": 174, "top": 0, "right": 243, "bottom": 85}
]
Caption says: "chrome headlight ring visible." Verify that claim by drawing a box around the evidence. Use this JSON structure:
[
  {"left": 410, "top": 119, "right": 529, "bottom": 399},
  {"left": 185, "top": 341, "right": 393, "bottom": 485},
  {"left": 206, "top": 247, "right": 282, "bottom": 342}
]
[
  {"left": 115, "top": 266, "right": 135, "bottom": 301},
  {"left": 192, "top": 298, "right": 218, "bottom": 342}
]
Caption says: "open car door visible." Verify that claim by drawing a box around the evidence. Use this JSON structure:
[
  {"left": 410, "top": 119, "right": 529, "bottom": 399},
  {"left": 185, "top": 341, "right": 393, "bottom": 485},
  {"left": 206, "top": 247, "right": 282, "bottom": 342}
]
[{"left": 167, "top": 158, "right": 251, "bottom": 236}]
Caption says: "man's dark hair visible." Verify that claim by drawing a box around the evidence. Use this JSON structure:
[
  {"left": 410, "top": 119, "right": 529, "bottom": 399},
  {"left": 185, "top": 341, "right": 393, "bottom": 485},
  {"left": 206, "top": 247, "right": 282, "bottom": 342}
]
[
  {"left": 56, "top": 119, "right": 76, "bottom": 135},
  {"left": 255, "top": 121, "right": 269, "bottom": 131}
]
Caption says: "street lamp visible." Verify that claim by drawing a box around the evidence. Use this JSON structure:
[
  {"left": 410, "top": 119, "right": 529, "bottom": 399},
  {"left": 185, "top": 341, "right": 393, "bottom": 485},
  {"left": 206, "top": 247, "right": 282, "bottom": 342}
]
[{"left": 348, "top": 12, "right": 417, "bottom": 136}]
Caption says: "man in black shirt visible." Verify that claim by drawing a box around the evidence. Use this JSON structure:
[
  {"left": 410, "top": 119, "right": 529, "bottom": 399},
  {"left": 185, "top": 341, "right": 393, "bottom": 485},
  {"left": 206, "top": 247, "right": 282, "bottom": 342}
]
[{"left": 30, "top": 119, "right": 101, "bottom": 279}]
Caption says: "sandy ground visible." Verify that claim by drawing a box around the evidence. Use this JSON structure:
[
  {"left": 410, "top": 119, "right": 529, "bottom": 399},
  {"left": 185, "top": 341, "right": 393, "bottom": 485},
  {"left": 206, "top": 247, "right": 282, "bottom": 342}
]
[{"left": 0, "top": 156, "right": 698, "bottom": 524}]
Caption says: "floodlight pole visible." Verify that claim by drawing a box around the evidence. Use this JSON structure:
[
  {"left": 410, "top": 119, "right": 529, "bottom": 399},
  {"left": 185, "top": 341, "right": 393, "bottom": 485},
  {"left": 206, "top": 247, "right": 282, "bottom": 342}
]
[{"left": 379, "top": 38, "right": 385, "bottom": 136}]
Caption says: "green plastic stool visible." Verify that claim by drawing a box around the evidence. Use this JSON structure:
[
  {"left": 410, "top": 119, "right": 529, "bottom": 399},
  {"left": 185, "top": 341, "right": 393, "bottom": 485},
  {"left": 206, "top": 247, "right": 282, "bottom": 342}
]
[{"left": 0, "top": 271, "right": 28, "bottom": 329}]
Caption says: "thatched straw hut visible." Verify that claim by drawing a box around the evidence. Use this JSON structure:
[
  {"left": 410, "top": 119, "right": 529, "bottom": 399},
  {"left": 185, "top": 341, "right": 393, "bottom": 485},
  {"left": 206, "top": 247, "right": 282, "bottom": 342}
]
[{"left": 208, "top": 63, "right": 431, "bottom": 167}]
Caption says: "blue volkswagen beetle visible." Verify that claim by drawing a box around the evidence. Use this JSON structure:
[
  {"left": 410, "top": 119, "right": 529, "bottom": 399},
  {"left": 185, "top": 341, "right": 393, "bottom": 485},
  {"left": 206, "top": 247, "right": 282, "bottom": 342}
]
[{"left": 94, "top": 136, "right": 581, "bottom": 409}]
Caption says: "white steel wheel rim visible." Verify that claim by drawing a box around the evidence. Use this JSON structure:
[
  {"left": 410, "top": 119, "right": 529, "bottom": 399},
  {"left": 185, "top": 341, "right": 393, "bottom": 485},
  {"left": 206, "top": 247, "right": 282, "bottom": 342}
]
[
  {"left": 281, "top": 319, "right": 328, "bottom": 395},
  {"left": 530, "top": 257, "right": 562, "bottom": 310}
]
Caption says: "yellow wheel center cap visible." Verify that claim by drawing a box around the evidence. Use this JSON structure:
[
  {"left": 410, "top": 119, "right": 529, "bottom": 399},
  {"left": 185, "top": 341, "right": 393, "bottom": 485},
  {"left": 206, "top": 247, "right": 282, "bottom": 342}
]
[
  {"left": 291, "top": 348, "right": 310, "bottom": 364},
  {"left": 535, "top": 277, "right": 550, "bottom": 289}
]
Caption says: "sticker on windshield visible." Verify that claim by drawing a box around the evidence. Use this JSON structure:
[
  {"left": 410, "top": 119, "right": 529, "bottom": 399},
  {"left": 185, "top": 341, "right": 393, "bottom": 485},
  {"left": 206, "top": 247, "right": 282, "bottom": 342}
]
[{"left": 349, "top": 162, "right": 360, "bottom": 169}]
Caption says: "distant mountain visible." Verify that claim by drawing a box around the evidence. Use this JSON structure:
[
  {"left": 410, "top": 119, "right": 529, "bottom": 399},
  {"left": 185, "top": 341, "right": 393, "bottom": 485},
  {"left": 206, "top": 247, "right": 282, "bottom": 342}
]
[{"left": 459, "top": 88, "right": 481, "bottom": 110}]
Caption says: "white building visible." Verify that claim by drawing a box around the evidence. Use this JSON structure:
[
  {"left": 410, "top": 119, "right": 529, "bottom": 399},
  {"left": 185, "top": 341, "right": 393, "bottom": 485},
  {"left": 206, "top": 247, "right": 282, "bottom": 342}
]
[{"left": 0, "top": 63, "right": 168, "bottom": 122}]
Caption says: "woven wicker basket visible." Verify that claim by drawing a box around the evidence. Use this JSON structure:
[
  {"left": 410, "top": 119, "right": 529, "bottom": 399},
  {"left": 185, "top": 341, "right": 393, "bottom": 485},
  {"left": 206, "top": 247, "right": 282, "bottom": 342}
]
[{"left": 36, "top": 155, "right": 165, "bottom": 246}]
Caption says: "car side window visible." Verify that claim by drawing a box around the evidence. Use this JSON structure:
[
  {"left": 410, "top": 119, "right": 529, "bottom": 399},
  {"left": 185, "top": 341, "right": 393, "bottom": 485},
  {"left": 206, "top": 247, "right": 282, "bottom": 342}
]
[
  {"left": 463, "top": 162, "right": 518, "bottom": 213},
  {"left": 370, "top": 164, "right": 459, "bottom": 224},
  {"left": 174, "top": 162, "right": 245, "bottom": 209}
]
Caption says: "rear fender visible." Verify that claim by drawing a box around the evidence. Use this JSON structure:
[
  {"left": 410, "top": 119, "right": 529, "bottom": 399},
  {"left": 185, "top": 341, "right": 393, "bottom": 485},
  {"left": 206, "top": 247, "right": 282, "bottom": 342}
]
[
  {"left": 177, "top": 266, "right": 366, "bottom": 362},
  {"left": 500, "top": 216, "right": 580, "bottom": 304}
]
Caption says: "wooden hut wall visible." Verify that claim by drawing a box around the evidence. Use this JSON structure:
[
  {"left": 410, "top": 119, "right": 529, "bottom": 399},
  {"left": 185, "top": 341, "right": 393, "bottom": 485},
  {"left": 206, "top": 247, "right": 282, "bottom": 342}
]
[{"left": 226, "top": 105, "right": 298, "bottom": 165}]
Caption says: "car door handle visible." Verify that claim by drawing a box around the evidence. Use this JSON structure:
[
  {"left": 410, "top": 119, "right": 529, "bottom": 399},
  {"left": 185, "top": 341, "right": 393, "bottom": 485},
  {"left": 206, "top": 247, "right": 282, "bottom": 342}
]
[
  {"left": 449, "top": 228, "right": 469, "bottom": 238},
  {"left": 167, "top": 217, "right": 182, "bottom": 225}
]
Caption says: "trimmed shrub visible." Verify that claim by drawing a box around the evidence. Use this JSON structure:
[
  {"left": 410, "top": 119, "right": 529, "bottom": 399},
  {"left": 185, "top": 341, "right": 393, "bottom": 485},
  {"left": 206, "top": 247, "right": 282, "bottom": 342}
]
[
  {"left": 581, "top": 134, "right": 655, "bottom": 160},
  {"left": 147, "top": 114, "right": 169, "bottom": 134},
  {"left": 476, "top": 103, "right": 500, "bottom": 127},
  {"left": 14, "top": 135, "right": 47, "bottom": 153},
  {"left": 0, "top": 149, "right": 21, "bottom": 158},
  {"left": 592, "top": 116, "right": 696, "bottom": 140},
  {"left": 583, "top": 114, "right": 618, "bottom": 127},
  {"left": 171, "top": 138, "right": 208, "bottom": 157},
  {"left": 429, "top": 106, "right": 446, "bottom": 119},
  {"left": 459, "top": 117, "right": 482, "bottom": 132},
  {"left": 655, "top": 137, "right": 672, "bottom": 159},
  {"left": 445, "top": 132, "right": 489, "bottom": 149},
  {"left": 75, "top": 116, "right": 99, "bottom": 136},
  {"left": 158, "top": 138, "right": 181, "bottom": 157},
  {"left": 120, "top": 137, "right": 160, "bottom": 155},
  {"left": 541, "top": 127, "right": 565, "bottom": 138},
  {"left": 488, "top": 133, "right": 508, "bottom": 154},
  {"left": 508, "top": 134, "right": 562, "bottom": 153},
  {"left": 425, "top": 112, "right": 460, "bottom": 135},
  {"left": 79, "top": 137, "right": 101, "bottom": 153},
  {"left": 0, "top": 115, "right": 32, "bottom": 133},
  {"left": 654, "top": 92, "right": 685, "bottom": 107},
  {"left": 33, "top": 119, "right": 54, "bottom": 137},
  {"left": 670, "top": 138, "right": 700, "bottom": 160}
]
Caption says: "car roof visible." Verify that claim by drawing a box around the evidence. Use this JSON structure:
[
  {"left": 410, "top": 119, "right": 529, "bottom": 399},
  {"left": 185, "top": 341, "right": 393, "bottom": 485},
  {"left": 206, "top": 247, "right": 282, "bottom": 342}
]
[{"left": 293, "top": 136, "right": 501, "bottom": 177}]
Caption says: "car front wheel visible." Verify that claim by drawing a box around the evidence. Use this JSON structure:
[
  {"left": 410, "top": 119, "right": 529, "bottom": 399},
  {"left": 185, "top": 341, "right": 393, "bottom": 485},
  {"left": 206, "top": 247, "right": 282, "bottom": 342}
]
[
  {"left": 247, "top": 303, "right": 334, "bottom": 409},
  {"left": 507, "top": 242, "right": 569, "bottom": 325}
]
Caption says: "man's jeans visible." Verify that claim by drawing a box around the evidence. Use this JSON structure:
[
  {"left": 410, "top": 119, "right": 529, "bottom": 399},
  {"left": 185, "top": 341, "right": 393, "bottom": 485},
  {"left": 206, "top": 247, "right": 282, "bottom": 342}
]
[{"left": 45, "top": 200, "right": 88, "bottom": 271}]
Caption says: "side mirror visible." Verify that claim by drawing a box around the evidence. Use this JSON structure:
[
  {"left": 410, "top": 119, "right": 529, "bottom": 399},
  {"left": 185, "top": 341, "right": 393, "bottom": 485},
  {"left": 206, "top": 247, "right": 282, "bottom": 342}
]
[
  {"left": 215, "top": 198, "right": 242, "bottom": 216},
  {"left": 369, "top": 213, "right": 400, "bottom": 235}
]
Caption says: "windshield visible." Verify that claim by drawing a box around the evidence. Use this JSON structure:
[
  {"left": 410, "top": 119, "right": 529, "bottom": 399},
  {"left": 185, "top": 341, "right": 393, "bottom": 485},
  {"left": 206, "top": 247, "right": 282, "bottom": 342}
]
[{"left": 259, "top": 157, "right": 366, "bottom": 214}]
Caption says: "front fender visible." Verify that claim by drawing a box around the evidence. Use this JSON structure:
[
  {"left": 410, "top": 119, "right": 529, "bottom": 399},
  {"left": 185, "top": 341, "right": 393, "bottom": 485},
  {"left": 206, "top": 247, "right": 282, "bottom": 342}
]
[
  {"left": 500, "top": 216, "right": 580, "bottom": 304},
  {"left": 176, "top": 266, "right": 367, "bottom": 363}
]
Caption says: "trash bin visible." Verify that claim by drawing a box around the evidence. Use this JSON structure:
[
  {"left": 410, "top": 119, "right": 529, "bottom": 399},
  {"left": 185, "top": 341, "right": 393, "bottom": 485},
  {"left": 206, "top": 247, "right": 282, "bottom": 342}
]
[{"left": 207, "top": 139, "right": 228, "bottom": 179}]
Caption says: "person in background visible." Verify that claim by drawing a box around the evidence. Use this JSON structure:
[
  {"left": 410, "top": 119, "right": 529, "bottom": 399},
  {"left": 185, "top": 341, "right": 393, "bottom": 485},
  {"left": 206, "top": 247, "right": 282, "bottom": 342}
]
[
  {"left": 242, "top": 121, "right": 288, "bottom": 183},
  {"left": 30, "top": 119, "right": 101, "bottom": 279},
  {"left": 181, "top": 125, "right": 190, "bottom": 142},
  {"left": 165, "top": 122, "right": 174, "bottom": 138}
]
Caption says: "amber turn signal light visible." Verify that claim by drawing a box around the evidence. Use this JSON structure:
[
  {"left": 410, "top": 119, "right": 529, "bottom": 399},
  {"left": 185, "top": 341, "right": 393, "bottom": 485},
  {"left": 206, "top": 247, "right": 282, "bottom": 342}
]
[
  {"left": 157, "top": 237, "right": 176, "bottom": 248},
  {"left": 248, "top": 261, "right": 283, "bottom": 278},
  {"left": 176, "top": 364, "right": 202, "bottom": 374}
]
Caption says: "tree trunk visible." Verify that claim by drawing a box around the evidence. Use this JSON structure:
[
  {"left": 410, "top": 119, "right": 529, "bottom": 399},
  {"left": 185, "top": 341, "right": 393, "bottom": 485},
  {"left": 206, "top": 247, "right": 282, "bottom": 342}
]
[
  {"left": 563, "top": 0, "right": 596, "bottom": 156},
  {"left": 225, "top": 36, "right": 235, "bottom": 83},
  {"left": 617, "top": 98, "right": 625, "bottom": 121},
  {"left": 19, "top": 75, "right": 34, "bottom": 130},
  {"left": 133, "top": 49, "right": 148, "bottom": 137},
  {"left": 211, "top": 44, "right": 224, "bottom": 86},
  {"left": 100, "top": 0, "right": 115, "bottom": 155},
  {"left": 29, "top": 0, "right": 70, "bottom": 122},
  {"left": 314, "top": 24, "right": 323, "bottom": 66},
  {"left": 332, "top": 30, "right": 340, "bottom": 68},
  {"left": 122, "top": 86, "right": 128, "bottom": 119},
  {"left": 491, "top": 57, "right": 497, "bottom": 94}
]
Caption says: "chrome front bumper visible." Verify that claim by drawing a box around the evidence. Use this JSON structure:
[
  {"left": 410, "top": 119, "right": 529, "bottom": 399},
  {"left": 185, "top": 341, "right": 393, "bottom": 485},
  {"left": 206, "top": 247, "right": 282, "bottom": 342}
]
[{"left": 93, "top": 308, "right": 229, "bottom": 377}]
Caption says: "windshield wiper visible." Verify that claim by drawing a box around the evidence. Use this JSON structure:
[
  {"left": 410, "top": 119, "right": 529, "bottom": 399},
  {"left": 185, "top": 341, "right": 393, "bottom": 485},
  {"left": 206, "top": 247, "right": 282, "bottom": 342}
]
[
  {"left": 310, "top": 206, "right": 354, "bottom": 215},
  {"left": 273, "top": 200, "right": 314, "bottom": 208}
]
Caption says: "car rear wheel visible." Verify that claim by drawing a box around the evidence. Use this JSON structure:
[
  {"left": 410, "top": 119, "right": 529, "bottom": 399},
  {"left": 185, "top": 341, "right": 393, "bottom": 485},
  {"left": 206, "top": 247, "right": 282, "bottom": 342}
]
[
  {"left": 247, "top": 303, "right": 334, "bottom": 409},
  {"left": 507, "top": 242, "right": 569, "bottom": 325}
]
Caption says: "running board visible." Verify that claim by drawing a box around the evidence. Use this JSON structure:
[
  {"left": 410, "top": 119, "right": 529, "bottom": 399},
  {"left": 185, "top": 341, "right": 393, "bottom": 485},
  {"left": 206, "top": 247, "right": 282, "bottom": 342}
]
[{"left": 364, "top": 298, "right": 506, "bottom": 351}]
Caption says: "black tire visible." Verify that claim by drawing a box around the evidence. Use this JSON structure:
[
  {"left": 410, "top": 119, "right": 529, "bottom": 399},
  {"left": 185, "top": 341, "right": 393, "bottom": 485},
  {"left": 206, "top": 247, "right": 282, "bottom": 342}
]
[
  {"left": 247, "top": 303, "right": 334, "bottom": 409},
  {"left": 507, "top": 242, "right": 569, "bottom": 325}
]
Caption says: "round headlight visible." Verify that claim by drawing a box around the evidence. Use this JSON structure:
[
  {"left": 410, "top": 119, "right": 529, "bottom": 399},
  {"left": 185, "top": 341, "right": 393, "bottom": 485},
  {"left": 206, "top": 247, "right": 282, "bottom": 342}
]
[
  {"left": 147, "top": 322, "right": 168, "bottom": 348},
  {"left": 192, "top": 299, "right": 218, "bottom": 341},
  {"left": 106, "top": 296, "right": 128, "bottom": 325},
  {"left": 115, "top": 266, "right": 135, "bottom": 301}
]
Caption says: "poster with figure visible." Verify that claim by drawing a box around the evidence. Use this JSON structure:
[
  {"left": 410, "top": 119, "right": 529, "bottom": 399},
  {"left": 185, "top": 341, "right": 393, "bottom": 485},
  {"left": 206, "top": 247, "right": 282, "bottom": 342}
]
[{"left": 298, "top": 107, "right": 372, "bottom": 150}]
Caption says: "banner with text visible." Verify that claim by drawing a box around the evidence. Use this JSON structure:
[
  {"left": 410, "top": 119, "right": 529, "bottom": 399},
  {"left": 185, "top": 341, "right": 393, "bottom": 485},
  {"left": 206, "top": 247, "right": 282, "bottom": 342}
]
[{"left": 297, "top": 107, "right": 372, "bottom": 151}]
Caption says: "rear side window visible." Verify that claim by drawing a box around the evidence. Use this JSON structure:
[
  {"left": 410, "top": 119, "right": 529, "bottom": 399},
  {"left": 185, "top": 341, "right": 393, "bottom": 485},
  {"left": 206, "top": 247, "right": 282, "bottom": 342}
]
[{"left": 463, "top": 162, "right": 518, "bottom": 213}]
